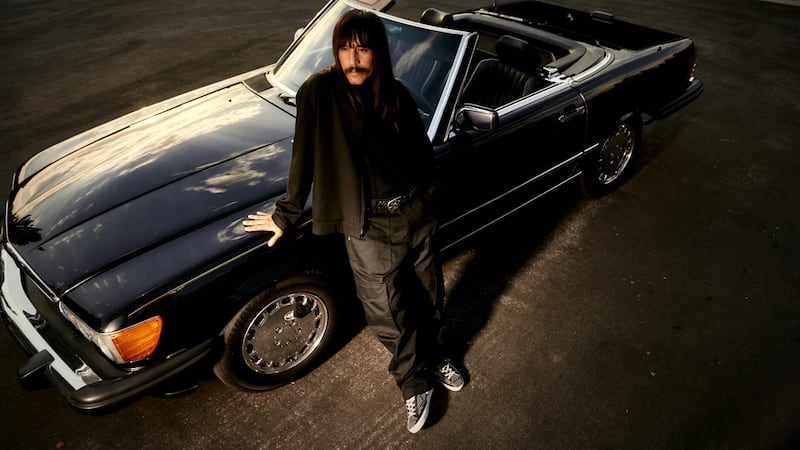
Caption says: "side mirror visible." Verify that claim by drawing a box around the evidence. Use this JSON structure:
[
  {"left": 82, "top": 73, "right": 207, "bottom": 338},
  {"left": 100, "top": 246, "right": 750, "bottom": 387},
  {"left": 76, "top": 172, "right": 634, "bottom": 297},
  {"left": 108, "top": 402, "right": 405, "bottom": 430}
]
[{"left": 455, "top": 105, "right": 498, "bottom": 132}]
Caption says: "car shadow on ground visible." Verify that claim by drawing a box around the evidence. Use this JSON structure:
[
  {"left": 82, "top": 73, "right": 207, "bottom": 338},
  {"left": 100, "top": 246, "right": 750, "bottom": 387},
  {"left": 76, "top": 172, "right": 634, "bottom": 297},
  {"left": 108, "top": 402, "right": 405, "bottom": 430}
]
[
  {"left": 420, "top": 125, "right": 682, "bottom": 425},
  {"left": 424, "top": 185, "right": 583, "bottom": 426}
]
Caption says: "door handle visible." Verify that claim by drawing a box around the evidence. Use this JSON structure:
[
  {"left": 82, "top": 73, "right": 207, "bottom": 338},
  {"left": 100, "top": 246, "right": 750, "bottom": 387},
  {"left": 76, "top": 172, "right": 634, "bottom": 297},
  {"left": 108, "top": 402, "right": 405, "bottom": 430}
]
[{"left": 558, "top": 105, "right": 586, "bottom": 123}]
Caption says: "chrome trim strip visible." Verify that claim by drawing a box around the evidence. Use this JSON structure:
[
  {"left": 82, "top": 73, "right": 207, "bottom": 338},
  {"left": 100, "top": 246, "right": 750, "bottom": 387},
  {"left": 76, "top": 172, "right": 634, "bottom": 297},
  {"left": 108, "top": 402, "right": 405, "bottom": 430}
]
[
  {"left": 572, "top": 51, "right": 614, "bottom": 82},
  {"left": 583, "top": 142, "right": 600, "bottom": 155},
  {"left": 1, "top": 247, "right": 95, "bottom": 390},
  {"left": 429, "top": 32, "right": 475, "bottom": 142},
  {"left": 495, "top": 81, "right": 573, "bottom": 115},
  {"left": 5, "top": 243, "right": 59, "bottom": 301}
]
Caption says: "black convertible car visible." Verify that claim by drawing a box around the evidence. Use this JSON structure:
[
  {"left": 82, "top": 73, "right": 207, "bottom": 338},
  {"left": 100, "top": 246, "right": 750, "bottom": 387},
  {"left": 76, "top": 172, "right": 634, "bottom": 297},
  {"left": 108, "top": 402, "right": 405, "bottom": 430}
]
[{"left": 1, "top": 0, "right": 701, "bottom": 411}]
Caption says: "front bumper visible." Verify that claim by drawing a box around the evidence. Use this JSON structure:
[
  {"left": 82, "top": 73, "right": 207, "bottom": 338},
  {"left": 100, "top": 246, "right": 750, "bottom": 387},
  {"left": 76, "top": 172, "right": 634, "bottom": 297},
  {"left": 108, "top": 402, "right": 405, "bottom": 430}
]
[{"left": 1, "top": 246, "right": 212, "bottom": 412}]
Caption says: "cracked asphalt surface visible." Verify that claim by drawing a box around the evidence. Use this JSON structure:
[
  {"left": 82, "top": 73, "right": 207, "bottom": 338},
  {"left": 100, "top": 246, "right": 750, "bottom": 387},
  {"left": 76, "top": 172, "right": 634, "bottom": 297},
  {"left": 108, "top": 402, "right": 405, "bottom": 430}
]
[{"left": 1, "top": 0, "right": 798, "bottom": 448}]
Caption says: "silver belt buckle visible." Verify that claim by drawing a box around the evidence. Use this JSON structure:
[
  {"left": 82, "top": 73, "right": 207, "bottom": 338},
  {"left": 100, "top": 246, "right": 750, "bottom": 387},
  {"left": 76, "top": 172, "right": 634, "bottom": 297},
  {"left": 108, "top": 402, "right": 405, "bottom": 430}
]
[{"left": 386, "top": 195, "right": 405, "bottom": 214}]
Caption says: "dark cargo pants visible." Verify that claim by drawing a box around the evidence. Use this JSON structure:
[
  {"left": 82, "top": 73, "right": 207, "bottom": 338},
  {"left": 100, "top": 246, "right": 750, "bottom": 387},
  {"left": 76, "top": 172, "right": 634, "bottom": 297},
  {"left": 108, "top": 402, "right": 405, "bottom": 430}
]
[{"left": 344, "top": 195, "right": 445, "bottom": 400}]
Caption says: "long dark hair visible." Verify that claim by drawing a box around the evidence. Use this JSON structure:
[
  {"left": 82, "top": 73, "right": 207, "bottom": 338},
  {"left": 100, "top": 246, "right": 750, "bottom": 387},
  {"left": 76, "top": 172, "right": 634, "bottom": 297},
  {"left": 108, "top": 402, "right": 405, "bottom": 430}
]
[{"left": 332, "top": 9, "right": 399, "bottom": 120}]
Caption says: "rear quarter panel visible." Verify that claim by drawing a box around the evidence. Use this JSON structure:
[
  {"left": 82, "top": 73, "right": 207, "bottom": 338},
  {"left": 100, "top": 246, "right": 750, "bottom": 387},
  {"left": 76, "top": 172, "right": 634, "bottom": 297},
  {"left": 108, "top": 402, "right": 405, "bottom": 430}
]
[{"left": 573, "top": 37, "right": 697, "bottom": 146}]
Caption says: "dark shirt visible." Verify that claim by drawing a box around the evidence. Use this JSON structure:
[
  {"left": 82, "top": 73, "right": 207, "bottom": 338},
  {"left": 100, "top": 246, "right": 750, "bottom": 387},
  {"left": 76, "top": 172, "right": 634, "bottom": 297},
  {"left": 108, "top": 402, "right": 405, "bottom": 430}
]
[
  {"left": 272, "top": 67, "right": 435, "bottom": 237},
  {"left": 356, "top": 84, "right": 418, "bottom": 199}
]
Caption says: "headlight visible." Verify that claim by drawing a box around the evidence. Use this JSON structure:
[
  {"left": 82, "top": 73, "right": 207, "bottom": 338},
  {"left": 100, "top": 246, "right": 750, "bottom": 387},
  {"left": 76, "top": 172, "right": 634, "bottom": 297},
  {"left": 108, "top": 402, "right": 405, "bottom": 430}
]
[{"left": 60, "top": 303, "right": 162, "bottom": 364}]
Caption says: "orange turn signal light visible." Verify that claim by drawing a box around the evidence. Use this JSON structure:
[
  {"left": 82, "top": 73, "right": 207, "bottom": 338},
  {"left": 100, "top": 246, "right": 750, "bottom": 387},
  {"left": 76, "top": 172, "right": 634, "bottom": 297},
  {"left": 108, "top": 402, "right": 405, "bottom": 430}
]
[{"left": 109, "top": 316, "right": 163, "bottom": 363}]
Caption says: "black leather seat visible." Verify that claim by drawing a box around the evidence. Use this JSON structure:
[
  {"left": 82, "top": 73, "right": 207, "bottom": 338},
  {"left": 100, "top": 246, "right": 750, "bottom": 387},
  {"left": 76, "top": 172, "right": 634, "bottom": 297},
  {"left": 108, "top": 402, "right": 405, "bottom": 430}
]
[{"left": 461, "top": 35, "right": 543, "bottom": 109}]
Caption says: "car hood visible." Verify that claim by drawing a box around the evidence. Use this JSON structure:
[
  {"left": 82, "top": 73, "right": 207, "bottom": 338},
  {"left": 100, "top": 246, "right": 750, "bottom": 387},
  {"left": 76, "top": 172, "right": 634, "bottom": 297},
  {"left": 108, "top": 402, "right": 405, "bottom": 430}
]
[{"left": 6, "top": 81, "right": 296, "bottom": 320}]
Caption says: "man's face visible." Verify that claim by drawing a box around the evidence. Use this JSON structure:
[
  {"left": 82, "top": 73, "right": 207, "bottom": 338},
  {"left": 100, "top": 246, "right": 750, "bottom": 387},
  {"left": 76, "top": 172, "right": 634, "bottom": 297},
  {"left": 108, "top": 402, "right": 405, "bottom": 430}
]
[{"left": 338, "top": 41, "right": 374, "bottom": 85}]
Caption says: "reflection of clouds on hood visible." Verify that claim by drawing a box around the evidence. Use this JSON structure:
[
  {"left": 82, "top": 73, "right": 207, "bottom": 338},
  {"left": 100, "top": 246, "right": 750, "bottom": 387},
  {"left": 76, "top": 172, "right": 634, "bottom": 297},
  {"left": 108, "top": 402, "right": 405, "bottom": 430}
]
[
  {"left": 13, "top": 83, "right": 288, "bottom": 241},
  {"left": 17, "top": 85, "right": 264, "bottom": 211},
  {"left": 218, "top": 218, "right": 248, "bottom": 244},
  {"left": 184, "top": 145, "right": 282, "bottom": 196}
]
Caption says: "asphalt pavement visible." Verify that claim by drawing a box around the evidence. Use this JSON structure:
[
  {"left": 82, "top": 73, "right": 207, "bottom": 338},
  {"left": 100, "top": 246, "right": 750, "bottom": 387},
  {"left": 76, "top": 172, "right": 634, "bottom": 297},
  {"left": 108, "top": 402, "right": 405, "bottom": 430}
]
[{"left": 1, "top": 0, "right": 799, "bottom": 449}]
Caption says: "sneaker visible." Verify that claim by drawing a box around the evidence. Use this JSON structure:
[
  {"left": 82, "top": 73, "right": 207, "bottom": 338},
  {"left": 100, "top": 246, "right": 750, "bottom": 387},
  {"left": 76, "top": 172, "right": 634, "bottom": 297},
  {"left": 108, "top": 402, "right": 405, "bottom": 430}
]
[
  {"left": 434, "top": 360, "right": 465, "bottom": 392},
  {"left": 405, "top": 388, "right": 434, "bottom": 433}
]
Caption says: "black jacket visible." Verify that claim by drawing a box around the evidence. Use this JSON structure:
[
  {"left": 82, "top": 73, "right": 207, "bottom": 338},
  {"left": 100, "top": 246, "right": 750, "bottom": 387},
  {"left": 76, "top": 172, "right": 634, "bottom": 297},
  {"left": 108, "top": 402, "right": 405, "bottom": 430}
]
[{"left": 272, "top": 67, "right": 435, "bottom": 237}]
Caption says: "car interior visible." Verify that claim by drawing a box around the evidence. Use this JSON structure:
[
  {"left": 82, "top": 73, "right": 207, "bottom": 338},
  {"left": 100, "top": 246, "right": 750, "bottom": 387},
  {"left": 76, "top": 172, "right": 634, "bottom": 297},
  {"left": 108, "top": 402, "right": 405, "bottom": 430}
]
[
  {"left": 420, "top": 7, "right": 602, "bottom": 110},
  {"left": 460, "top": 34, "right": 548, "bottom": 109}
]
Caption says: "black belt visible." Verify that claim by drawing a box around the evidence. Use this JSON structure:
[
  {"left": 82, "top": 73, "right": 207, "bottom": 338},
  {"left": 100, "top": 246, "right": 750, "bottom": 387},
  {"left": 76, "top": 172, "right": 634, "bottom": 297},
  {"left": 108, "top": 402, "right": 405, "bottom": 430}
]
[{"left": 369, "top": 185, "right": 418, "bottom": 215}]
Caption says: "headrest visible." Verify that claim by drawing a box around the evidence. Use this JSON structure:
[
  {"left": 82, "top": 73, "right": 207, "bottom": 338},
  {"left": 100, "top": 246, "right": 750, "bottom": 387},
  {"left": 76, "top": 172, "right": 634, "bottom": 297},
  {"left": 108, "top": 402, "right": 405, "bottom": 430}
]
[
  {"left": 495, "top": 35, "right": 542, "bottom": 73},
  {"left": 420, "top": 8, "right": 453, "bottom": 27}
]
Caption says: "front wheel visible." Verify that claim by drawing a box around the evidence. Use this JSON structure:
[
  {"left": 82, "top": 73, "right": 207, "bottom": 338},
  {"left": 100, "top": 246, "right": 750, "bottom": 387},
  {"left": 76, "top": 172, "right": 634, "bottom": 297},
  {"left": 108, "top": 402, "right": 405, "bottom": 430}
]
[
  {"left": 580, "top": 113, "right": 642, "bottom": 197},
  {"left": 213, "top": 275, "right": 337, "bottom": 391}
]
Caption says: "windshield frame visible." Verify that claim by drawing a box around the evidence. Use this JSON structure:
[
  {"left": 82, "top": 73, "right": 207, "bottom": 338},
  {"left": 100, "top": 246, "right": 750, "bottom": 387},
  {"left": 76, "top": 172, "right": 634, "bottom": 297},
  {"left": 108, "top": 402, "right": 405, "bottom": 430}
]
[{"left": 267, "top": 0, "right": 474, "bottom": 142}]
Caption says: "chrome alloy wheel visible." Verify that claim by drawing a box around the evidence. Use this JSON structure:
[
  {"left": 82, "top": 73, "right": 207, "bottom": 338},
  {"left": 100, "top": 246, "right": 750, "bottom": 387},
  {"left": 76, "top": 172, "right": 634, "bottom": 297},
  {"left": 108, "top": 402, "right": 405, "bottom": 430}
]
[
  {"left": 596, "top": 122, "right": 635, "bottom": 185},
  {"left": 241, "top": 291, "right": 329, "bottom": 375}
]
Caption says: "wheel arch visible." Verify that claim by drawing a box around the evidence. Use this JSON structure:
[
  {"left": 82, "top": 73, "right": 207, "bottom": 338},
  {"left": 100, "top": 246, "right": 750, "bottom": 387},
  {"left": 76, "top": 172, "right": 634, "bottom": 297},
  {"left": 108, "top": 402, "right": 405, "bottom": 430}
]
[
  {"left": 212, "top": 271, "right": 342, "bottom": 391},
  {"left": 579, "top": 110, "right": 643, "bottom": 197}
]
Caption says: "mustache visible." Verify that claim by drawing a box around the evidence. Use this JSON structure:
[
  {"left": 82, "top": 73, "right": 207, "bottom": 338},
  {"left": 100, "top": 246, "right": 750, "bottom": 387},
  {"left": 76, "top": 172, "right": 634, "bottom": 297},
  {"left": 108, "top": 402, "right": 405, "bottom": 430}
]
[{"left": 345, "top": 66, "right": 368, "bottom": 74}]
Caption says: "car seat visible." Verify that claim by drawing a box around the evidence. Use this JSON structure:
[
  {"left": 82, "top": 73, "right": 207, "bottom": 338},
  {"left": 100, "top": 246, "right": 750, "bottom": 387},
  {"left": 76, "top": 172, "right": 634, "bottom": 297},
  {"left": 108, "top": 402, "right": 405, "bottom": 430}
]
[{"left": 461, "top": 35, "right": 543, "bottom": 109}]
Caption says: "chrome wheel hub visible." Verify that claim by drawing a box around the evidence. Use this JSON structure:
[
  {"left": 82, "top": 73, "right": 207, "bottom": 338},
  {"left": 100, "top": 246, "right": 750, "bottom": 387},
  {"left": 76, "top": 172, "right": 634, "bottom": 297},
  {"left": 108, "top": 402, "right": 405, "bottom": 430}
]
[
  {"left": 596, "top": 123, "right": 635, "bottom": 185},
  {"left": 241, "top": 292, "right": 328, "bottom": 375}
]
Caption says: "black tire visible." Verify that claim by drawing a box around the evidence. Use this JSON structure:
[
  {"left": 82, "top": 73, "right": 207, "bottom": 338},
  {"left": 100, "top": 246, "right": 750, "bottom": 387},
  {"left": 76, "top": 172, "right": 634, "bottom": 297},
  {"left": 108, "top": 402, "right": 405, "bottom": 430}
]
[
  {"left": 213, "top": 274, "right": 337, "bottom": 391},
  {"left": 580, "top": 113, "right": 642, "bottom": 197}
]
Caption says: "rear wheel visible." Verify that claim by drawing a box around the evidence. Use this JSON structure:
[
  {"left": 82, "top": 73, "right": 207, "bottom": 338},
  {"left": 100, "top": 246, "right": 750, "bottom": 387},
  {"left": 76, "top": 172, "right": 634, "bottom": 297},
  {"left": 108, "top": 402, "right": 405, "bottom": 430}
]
[
  {"left": 580, "top": 113, "right": 642, "bottom": 197},
  {"left": 213, "top": 275, "right": 337, "bottom": 390}
]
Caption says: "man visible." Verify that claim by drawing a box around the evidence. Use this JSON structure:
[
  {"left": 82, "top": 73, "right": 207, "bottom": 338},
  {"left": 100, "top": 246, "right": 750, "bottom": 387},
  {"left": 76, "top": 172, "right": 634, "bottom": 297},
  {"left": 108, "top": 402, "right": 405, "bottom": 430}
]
[{"left": 243, "top": 9, "right": 465, "bottom": 433}]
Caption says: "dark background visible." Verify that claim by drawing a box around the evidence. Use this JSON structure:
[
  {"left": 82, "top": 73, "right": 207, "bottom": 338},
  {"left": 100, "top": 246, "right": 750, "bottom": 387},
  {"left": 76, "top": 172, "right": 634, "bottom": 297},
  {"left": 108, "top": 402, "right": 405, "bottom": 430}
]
[{"left": 1, "top": 0, "right": 799, "bottom": 448}]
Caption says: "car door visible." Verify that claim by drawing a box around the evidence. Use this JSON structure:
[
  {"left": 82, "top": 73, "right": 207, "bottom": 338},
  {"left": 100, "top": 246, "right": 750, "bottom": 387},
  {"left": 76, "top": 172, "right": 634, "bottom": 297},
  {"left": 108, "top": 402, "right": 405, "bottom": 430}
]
[{"left": 434, "top": 81, "right": 587, "bottom": 248}]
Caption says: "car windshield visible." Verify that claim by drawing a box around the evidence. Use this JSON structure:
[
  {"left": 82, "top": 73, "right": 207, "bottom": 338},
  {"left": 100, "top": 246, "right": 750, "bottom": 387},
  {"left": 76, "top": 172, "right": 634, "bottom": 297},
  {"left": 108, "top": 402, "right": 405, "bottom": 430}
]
[{"left": 270, "top": 1, "right": 463, "bottom": 128}]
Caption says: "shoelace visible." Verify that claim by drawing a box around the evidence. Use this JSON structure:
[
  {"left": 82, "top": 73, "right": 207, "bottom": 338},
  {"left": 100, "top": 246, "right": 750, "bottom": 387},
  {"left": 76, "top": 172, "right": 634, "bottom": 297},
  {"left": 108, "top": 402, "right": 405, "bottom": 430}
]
[
  {"left": 405, "top": 396, "right": 419, "bottom": 416},
  {"left": 439, "top": 363, "right": 459, "bottom": 381}
]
